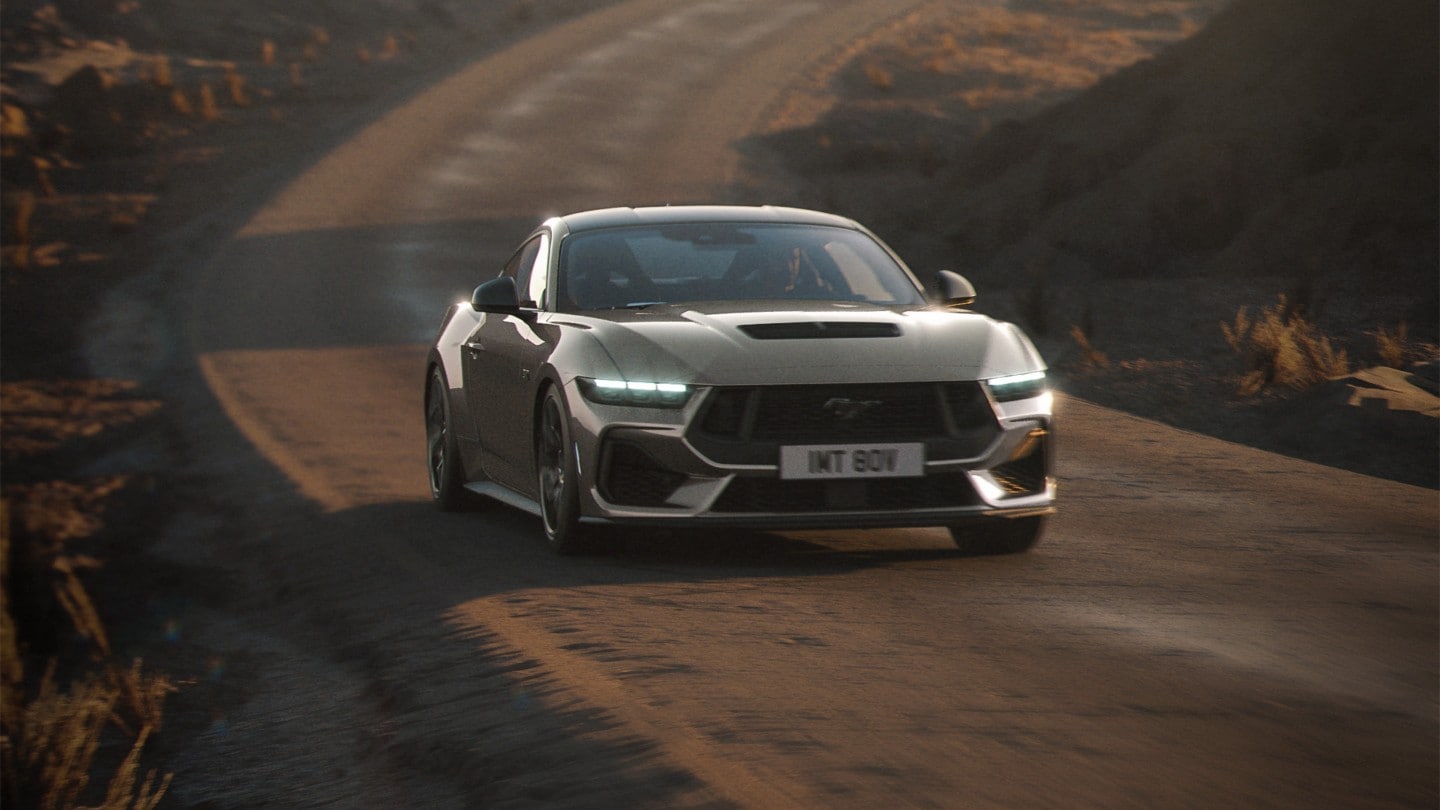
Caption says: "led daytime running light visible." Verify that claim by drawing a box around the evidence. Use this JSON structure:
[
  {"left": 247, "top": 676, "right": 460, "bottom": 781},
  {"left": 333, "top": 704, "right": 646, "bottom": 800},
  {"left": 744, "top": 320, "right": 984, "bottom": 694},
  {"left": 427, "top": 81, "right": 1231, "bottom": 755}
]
[
  {"left": 579, "top": 377, "right": 692, "bottom": 407},
  {"left": 986, "top": 370, "right": 1047, "bottom": 402}
]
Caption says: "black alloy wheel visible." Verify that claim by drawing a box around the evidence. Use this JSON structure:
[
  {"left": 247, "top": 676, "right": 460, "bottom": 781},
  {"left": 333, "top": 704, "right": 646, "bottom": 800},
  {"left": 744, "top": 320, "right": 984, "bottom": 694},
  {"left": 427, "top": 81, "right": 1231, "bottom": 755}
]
[
  {"left": 426, "top": 368, "right": 470, "bottom": 510},
  {"left": 537, "top": 386, "right": 597, "bottom": 554}
]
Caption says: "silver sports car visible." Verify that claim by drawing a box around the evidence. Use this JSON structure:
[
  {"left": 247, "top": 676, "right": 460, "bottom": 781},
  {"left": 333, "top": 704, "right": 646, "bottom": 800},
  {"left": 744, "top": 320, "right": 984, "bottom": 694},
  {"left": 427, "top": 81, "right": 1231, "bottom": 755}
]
[{"left": 425, "top": 206, "right": 1054, "bottom": 554}]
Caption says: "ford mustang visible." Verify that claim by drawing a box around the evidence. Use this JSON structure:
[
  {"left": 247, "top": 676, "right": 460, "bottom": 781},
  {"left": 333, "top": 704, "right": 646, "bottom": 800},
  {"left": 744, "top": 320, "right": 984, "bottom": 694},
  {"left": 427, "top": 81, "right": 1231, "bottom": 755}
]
[{"left": 425, "top": 205, "right": 1054, "bottom": 554}]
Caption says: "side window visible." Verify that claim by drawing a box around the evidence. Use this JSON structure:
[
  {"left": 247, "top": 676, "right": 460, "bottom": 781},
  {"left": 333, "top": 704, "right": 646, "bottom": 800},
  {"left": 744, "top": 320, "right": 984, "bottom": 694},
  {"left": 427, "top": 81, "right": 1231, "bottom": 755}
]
[{"left": 501, "top": 235, "right": 547, "bottom": 308}]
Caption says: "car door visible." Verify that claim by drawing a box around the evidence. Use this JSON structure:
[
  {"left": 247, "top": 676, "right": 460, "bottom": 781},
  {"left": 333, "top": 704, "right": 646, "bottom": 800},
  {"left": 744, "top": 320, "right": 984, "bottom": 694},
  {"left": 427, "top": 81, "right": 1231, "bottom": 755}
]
[{"left": 462, "top": 232, "right": 554, "bottom": 493}]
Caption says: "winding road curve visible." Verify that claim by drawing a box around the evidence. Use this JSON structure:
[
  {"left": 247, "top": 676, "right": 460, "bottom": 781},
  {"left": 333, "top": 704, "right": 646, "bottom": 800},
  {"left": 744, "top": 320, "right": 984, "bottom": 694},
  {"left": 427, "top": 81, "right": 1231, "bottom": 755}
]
[{"left": 162, "top": 1, "right": 1436, "bottom": 806}]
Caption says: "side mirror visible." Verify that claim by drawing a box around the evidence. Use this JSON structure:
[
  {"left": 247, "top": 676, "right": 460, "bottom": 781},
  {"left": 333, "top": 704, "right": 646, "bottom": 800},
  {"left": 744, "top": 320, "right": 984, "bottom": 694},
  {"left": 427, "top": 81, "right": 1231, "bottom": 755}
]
[
  {"left": 471, "top": 276, "right": 520, "bottom": 312},
  {"left": 936, "top": 270, "right": 977, "bottom": 308}
]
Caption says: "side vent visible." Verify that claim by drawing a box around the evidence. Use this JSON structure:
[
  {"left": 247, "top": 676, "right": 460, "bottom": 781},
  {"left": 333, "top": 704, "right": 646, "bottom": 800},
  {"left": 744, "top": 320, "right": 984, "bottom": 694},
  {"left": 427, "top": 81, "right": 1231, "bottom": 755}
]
[{"left": 739, "top": 322, "right": 901, "bottom": 340}]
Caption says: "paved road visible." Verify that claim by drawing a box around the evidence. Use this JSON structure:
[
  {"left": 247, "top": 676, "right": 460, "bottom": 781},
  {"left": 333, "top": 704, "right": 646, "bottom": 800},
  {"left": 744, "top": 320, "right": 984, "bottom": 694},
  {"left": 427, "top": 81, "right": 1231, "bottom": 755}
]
[{"left": 169, "top": 1, "right": 1438, "bottom": 806}]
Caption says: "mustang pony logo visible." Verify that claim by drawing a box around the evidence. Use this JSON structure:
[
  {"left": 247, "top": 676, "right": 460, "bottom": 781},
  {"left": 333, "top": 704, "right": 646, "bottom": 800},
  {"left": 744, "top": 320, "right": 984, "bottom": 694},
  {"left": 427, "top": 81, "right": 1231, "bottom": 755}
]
[{"left": 822, "top": 397, "right": 884, "bottom": 421}]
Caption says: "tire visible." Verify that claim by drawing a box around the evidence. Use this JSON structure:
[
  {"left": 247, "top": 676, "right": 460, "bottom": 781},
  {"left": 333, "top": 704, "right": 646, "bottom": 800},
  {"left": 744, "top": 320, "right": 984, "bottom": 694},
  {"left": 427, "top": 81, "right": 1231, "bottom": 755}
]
[
  {"left": 426, "top": 367, "right": 471, "bottom": 511},
  {"left": 536, "top": 386, "right": 603, "bottom": 554},
  {"left": 948, "top": 516, "right": 1045, "bottom": 556}
]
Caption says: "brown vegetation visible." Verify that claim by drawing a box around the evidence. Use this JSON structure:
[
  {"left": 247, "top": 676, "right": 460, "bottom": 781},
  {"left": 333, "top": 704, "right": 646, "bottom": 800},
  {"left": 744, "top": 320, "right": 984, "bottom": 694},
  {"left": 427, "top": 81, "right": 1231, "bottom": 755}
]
[
  {"left": 1221, "top": 295, "right": 1350, "bottom": 395},
  {"left": 1, "top": 377, "right": 173, "bottom": 808}
]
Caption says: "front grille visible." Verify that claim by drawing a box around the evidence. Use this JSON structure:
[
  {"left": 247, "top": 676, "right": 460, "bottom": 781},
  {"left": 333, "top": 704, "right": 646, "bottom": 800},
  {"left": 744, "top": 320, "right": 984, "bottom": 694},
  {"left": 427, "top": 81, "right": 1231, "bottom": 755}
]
[
  {"left": 690, "top": 382, "right": 997, "bottom": 464},
  {"left": 599, "top": 441, "right": 687, "bottom": 506},
  {"left": 712, "top": 473, "right": 980, "bottom": 513}
]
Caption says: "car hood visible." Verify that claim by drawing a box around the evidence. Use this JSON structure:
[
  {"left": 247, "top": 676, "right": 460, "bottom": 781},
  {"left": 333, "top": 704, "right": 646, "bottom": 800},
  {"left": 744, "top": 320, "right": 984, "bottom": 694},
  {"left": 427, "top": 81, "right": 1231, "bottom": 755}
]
[{"left": 557, "top": 301, "right": 1043, "bottom": 386}]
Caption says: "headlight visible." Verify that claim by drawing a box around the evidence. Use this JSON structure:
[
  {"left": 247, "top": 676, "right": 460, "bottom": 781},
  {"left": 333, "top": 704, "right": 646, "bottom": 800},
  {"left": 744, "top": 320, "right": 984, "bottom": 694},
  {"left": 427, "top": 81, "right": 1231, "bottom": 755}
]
[
  {"left": 985, "top": 370, "right": 1047, "bottom": 402},
  {"left": 577, "top": 377, "right": 693, "bottom": 407}
]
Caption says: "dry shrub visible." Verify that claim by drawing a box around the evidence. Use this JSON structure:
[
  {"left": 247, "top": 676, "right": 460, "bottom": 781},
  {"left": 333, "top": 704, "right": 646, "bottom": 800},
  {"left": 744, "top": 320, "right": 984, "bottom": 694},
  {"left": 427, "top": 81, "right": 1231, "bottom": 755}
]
[
  {"left": 3, "top": 191, "right": 37, "bottom": 269},
  {"left": 144, "top": 57, "right": 171, "bottom": 90},
  {"left": 1069, "top": 324, "right": 1110, "bottom": 369},
  {"left": 167, "top": 87, "right": 192, "bottom": 119},
  {"left": 1222, "top": 294, "right": 1349, "bottom": 395},
  {"left": 1, "top": 496, "right": 175, "bottom": 809},
  {"left": 50, "top": 553, "right": 109, "bottom": 658},
  {"left": 222, "top": 67, "right": 249, "bottom": 107},
  {"left": 1371, "top": 322, "right": 1407, "bottom": 368},
  {"left": 1, "top": 103, "right": 30, "bottom": 147},
  {"left": 197, "top": 84, "right": 219, "bottom": 122},
  {"left": 1, "top": 380, "right": 163, "bottom": 461},
  {"left": 1, "top": 660, "right": 173, "bottom": 810},
  {"left": 0, "top": 384, "right": 174, "bottom": 808}
]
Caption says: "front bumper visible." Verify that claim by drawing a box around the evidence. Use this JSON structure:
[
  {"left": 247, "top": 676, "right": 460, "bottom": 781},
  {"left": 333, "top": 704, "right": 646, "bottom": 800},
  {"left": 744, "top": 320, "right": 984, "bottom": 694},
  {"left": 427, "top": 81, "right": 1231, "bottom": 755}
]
[{"left": 563, "top": 379, "right": 1056, "bottom": 531}]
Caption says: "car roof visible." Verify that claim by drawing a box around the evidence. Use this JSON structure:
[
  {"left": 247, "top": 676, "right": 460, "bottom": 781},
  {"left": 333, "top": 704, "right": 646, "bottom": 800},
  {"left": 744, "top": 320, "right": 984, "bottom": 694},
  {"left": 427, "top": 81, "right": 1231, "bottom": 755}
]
[{"left": 552, "top": 205, "right": 864, "bottom": 234}]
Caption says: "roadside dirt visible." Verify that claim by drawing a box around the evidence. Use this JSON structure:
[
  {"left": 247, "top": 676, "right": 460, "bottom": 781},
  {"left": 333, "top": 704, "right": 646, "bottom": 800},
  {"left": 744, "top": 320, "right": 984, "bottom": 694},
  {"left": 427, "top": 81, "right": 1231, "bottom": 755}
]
[{"left": 1, "top": 0, "right": 1435, "bottom": 806}]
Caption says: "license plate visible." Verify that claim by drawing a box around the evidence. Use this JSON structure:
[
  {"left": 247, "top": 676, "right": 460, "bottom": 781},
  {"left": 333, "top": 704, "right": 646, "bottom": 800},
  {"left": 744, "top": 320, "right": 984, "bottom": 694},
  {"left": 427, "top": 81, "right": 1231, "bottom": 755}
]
[{"left": 779, "top": 443, "right": 925, "bottom": 480}]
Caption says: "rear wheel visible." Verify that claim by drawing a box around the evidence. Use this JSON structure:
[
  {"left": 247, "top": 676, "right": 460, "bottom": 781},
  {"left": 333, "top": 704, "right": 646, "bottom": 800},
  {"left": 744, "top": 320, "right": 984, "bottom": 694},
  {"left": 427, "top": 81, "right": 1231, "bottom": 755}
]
[
  {"left": 537, "top": 386, "right": 602, "bottom": 554},
  {"left": 948, "top": 516, "right": 1045, "bottom": 555},
  {"left": 426, "top": 368, "right": 471, "bottom": 511}
]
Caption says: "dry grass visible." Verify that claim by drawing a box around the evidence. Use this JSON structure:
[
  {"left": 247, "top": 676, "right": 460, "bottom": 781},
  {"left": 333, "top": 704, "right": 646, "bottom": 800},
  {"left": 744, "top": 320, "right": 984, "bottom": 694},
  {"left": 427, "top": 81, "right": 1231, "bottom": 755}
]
[
  {"left": 1, "top": 495, "right": 176, "bottom": 809},
  {"left": 1, "top": 656, "right": 173, "bottom": 810},
  {"left": 1221, "top": 294, "right": 1350, "bottom": 395},
  {"left": 197, "top": 83, "right": 219, "bottom": 122},
  {"left": 222, "top": 66, "right": 250, "bottom": 107},
  {"left": 1371, "top": 322, "right": 1408, "bottom": 369},
  {"left": 3, "top": 191, "right": 36, "bottom": 270},
  {"left": 1, "top": 383, "right": 174, "bottom": 809},
  {"left": 143, "top": 56, "right": 172, "bottom": 90},
  {"left": 167, "top": 86, "right": 193, "bottom": 119},
  {"left": 1068, "top": 324, "right": 1110, "bottom": 369}
]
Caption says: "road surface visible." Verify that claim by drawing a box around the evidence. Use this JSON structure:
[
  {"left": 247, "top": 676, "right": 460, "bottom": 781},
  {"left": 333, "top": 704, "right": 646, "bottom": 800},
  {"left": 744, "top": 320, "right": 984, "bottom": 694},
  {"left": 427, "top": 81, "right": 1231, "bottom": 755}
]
[{"left": 151, "top": 1, "right": 1438, "bottom": 806}]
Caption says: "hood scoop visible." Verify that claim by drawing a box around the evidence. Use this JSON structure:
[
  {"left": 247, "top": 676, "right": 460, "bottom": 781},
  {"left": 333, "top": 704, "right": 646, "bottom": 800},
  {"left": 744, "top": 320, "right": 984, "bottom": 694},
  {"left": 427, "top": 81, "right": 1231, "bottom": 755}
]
[{"left": 739, "top": 321, "right": 901, "bottom": 340}]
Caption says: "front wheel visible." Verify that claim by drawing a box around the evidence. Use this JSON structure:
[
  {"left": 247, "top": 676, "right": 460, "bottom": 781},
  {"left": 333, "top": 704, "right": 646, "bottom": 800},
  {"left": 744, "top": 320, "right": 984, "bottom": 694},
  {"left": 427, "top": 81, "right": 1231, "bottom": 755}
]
[
  {"left": 536, "top": 386, "right": 603, "bottom": 554},
  {"left": 948, "top": 516, "right": 1045, "bottom": 556},
  {"left": 426, "top": 367, "right": 472, "bottom": 511}
]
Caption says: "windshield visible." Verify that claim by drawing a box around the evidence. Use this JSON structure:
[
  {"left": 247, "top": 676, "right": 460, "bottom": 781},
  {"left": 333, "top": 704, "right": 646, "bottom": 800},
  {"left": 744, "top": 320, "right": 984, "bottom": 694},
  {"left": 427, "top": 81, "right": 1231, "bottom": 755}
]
[{"left": 556, "top": 223, "right": 926, "bottom": 311}]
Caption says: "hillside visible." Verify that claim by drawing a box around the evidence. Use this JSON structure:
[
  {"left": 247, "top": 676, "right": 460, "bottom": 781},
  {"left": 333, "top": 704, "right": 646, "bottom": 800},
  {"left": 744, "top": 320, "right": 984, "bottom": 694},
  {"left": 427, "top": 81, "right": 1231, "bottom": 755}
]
[
  {"left": 932, "top": 0, "right": 1437, "bottom": 325},
  {"left": 751, "top": 0, "right": 1438, "bottom": 486}
]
